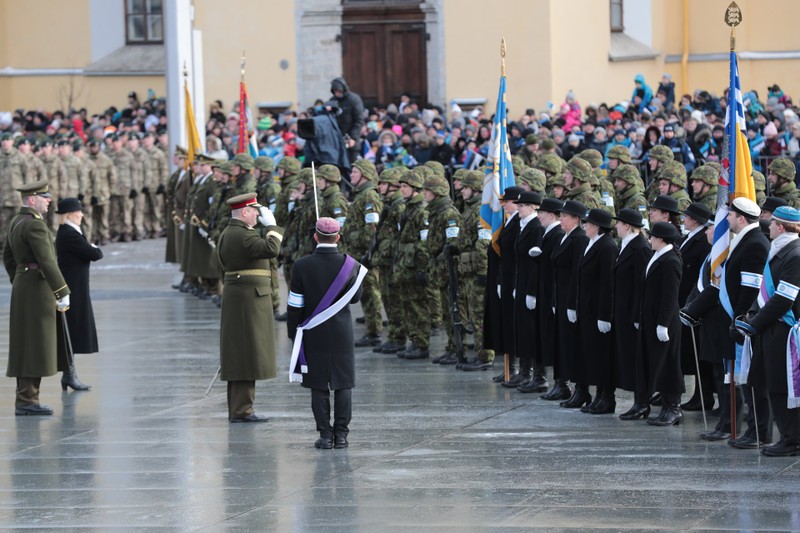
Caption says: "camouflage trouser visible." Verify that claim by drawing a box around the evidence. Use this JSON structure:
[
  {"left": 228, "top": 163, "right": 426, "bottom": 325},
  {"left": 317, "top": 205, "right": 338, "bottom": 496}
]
[
  {"left": 0, "top": 206, "right": 18, "bottom": 244},
  {"left": 396, "top": 276, "right": 429, "bottom": 348},
  {"left": 427, "top": 283, "right": 442, "bottom": 329},
  {"left": 379, "top": 265, "right": 405, "bottom": 344},
  {"left": 131, "top": 194, "right": 145, "bottom": 237},
  {"left": 92, "top": 203, "right": 110, "bottom": 242},
  {"left": 464, "top": 277, "right": 493, "bottom": 362},
  {"left": 81, "top": 204, "right": 93, "bottom": 243},
  {"left": 109, "top": 195, "right": 132, "bottom": 237},
  {"left": 270, "top": 257, "right": 280, "bottom": 310},
  {"left": 361, "top": 268, "right": 383, "bottom": 335},
  {"left": 144, "top": 192, "right": 161, "bottom": 234}
]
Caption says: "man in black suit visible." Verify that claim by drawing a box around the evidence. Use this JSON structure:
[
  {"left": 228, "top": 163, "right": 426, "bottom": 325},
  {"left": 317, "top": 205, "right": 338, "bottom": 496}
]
[{"left": 288, "top": 217, "right": 365, "bottom": 449}]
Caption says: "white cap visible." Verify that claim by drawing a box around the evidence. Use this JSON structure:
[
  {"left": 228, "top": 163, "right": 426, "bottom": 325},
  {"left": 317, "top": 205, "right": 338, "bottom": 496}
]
[{"left": 731, "top": 197, "right": 761, "bottom": 218}]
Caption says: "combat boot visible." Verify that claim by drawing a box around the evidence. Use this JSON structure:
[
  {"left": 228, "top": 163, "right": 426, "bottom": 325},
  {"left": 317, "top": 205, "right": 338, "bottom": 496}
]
[{"left": 403, "top": 345, "right": 430, "bottom": 360}]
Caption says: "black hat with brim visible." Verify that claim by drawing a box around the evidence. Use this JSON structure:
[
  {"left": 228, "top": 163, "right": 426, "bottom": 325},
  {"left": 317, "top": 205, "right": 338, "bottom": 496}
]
[
  {"left": 539, "top": 198, "right": 565, "bottom": 214},
  {"left": 584, "top": 208, "right": 614, "bottom": 230},
  {"left": 514, "top": 191, "right": 543, "bottom": 205},
  {"left": 500, "top": 186, "right": 524, "bottom": 202},
  {"left": 614, "top": 208, "right": 645, "bottom": 228},
  {"left": 557, "top": 200, "right": 588, "bottom": 219},
  {"left": 648, "top": 221, "right": 680, "bottom": 242},
  {"left": 647, "top": 195, "right": 680, "bottom": 214},
  {"left": 55, "top": 197, "right": 83, "bottom": 214},
  {"left": 682, "top": 202, "right": 713, "bottom": 225}
]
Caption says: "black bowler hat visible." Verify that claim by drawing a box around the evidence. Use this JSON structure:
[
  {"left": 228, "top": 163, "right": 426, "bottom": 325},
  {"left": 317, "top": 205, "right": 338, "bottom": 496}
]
[
  {"left": 614, "top": 208, "right": 645, "bottom": 228},
  {"left": 500, "top": 186, "right": 523, "bottom": 202},
  {"left": 762, "top": 196, "right": 789, "bottom": 214},
  {"left": 649, "top": 221, "right": 679, "bottom": 242},
  {"left": 557, "top": 200, "right": 588, "bottom": 219},
  {"left": 647, "top": 195, "right": 680, "bottom": 214},
  {"left": 514, "top": 191, "right": 543, "bottom": 205},
  {"left": 539, "top": 197, "right": 564, "bottom": 214},
  {"left": 55, "top": 197, "right": 83, "bottom": 214},
  {"left": 584, "top": 208, "right": 614, "bottom": 230},
  {"left": 682, "top": 202, "right": 713, "bottom": 225}
]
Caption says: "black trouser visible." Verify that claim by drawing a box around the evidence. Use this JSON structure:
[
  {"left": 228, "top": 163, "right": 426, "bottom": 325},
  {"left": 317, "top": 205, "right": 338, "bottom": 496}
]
[
  {"left": 311, "top": 388, "right": 352, "bottom": 438},
  {"left": 742, "top": 384, "right": 772, "bottom": 442},
  {"left": 713, "top": 363, "right": 742, "bottom": 433},
  {"left": 770, "top": 392, "right": 800, "bottom": 444}
]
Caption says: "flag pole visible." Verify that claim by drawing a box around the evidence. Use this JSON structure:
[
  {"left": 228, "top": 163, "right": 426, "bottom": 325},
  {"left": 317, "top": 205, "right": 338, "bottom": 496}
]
[
  {"left": 311, "top": 162, "right": 320, "bottom": 221},
  {"left": 499, "top": 37, "right": 512, "bottom": 384}
]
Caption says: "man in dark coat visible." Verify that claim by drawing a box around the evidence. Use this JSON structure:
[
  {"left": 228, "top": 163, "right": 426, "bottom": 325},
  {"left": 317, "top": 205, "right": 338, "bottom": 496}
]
[
  {"left": 4, "top": 180, "right": 71, "bottom": 416},
  {"left": 288, "top": 217, "right": 365, "bottom": 450},
  {"left": 55, "top": 197, "right": 103, "bottom": 392},
  {"left": 330, "top": 77, "right": 365, "bottom": 166},
  {"left": 217, "top": 193, "right": 283, "bottom": 423}
]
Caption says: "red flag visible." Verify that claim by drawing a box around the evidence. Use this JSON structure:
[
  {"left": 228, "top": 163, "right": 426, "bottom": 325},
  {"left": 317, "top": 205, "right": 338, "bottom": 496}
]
[{"left": 237, "top": 81, "right": 247, "bottom": 154}]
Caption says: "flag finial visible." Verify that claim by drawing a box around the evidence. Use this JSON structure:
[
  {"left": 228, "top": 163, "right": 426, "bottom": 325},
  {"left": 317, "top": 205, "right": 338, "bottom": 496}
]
[
  {"left": 500, "top": 38, "right": 506, "bottom": 77},
  {"left": 182, "top": 61, "right": 187, "bottom": 79},
  {"left": 240, "top": 50, "right": 246, "bottom": 80},
  {"left": 725, "top": 2, "right": 741, "bottom": 50}
]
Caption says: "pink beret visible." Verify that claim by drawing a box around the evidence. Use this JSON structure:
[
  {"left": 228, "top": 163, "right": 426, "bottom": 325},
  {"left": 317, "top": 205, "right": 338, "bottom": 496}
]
[{"left": 315, "top": 217, "right": 340, "bottom": 235}]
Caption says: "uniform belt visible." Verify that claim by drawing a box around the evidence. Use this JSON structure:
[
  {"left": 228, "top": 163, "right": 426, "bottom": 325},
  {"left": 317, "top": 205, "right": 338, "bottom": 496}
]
[
  {"left": 16, "top": 263, "right": 40, "bottom": 272},
  {"left": 225, "top": 269, "right": 271, "bottom": 278}
]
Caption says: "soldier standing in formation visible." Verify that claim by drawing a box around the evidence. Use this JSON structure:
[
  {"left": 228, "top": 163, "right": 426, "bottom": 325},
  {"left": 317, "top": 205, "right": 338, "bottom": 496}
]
[{"left": 767, "top": 158, "right": 800, "bottom": 208}]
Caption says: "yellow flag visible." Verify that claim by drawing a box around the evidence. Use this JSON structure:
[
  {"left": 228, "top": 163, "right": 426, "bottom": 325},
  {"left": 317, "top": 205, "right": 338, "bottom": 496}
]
[{"left": 184, "top": 80, "right": 201, "bottom": 170}]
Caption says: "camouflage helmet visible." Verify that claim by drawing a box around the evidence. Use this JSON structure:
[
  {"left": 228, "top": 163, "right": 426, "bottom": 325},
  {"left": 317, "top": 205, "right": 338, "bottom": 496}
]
[
  {"left": 578, "top": 149, "right": 603, "bottom": 169},
  {"left": 606, "top": 144, "right": 632, "bottom": 163},
  {"left": 705, "top": 161, "right": 722, "bottom": 175},
  {"left": 424, "top": 160, "right": 446, "bottom": 178},
  {"left": 550, "top": 173, "right": 567, "bottom": 187},
  {"left": 423, "top": 175, "right": 451, "bottom": 197},
  {"left": 752, "top": 170, "right": 766, "bottom": 192},
  {"left": 414, "top": 165, "right": 434, "bottom": 180},
  {"left": 768, "top": 157, "right": 797, "bottom": 182},
  {"left": 378, "top": 167, "right": 400, "bottom": 185},
  {"left": 254, "top": 156, "right": 274, "bottom": 173},
  {"left": 511, "top": 155, "right": 526, "bottom": 176},
  {"left": 219, "top": 161, "right": 235, "bottom": 176},
  {"left": 452, "top": 168, "right": 469, "bottom": 182},
  {"left": 461, "top": 170, "right": 484, "bottom": 191},
  {"left": 316, "top": 164, "right": 341, "bottom": 183},
  {"left": 231, "top": 153, "right": 254, "bottom": 171},
  {"left": 525, "top": 133, "right": 539, "bottom": 145},
  {"left": 518, "top": 167, "right": 546, "bottom": 192},
  {"left": 276, "top": 156, "right": 301, "bottom": 175},
  {"left": 535, "top": 153, "right": 563, "bottom": 175},
  {"left": 540, "top": 138, "right": 556, "bottom": 151},
  {"left": 612, "top": 164, "right": 641, "bottom": 186},
  {"left": 353, "top": 159, "right": 378, "bottom": 181},
  {"left": 566, "top": 156, "right": 593, "bottom": 182},
  {"left": 649, "top": 145, "right": 675, "bottom": 164},
  {"left": 400, "top": 166, "right": 426, "bottom": 188},
  {"left": 689, "top": 165, "right": 718, "bottom": 186},
  {"left": 659, "top": 160, "right": 688, "bottom": 188},
  {"left": 298, "top": 167, "right": 314, "bottom": 186}
]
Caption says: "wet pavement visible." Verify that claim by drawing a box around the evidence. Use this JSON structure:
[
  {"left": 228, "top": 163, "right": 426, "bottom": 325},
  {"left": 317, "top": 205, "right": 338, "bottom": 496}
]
[{"left": 1, "top": 238, "right": 799, "bottom": 531}]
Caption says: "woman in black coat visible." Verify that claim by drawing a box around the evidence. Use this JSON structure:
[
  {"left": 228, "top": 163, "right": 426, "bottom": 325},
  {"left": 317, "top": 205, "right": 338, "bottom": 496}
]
[
  {"left": 612, "top": 209, "right": 653, "bottom": 420},
  {"left": 639, "top": 222, "right": 684, "bottom": 426},
  {"left": 55, "top": 198, "right": 103, "bottom": 391},
  {"left": 573, "top": 209, "right": 618, "bottom": 414}
]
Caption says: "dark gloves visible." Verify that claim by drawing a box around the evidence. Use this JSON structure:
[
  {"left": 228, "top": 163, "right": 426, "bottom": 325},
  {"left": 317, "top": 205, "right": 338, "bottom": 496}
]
[
  {"left": 90, "top": 196, "right": 98, "bottom": 206},
  {"left": 679, "top": 308, "right": 701, "bottom": 327},
  {"left": 141, "top": 186, "right": 150, "bottom": 195},
  {"left": 731, "top": 314, "right": 756, "bottom": 344},
  {"left": 77, "top": 193, "right": 84, "bottom": 202},
  {"left": 129, "top": 188, "right": 138, "bottom": 199},
  {"left": 475, "top": 274, "right": 487, "bottom": 287},
  {"left": 156, "top": 184, "right": 166, "bottom": 195},
  {"left": 414, "top": 271, "right": 428, "bottom": 287},
  {"left": 447, "top": 245, "right": 460, "bottom": 256}
]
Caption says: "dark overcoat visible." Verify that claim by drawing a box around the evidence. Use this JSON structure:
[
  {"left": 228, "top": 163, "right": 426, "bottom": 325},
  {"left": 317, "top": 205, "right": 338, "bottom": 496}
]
[
  {"left": 638, "top": 248, "right": 684, "bottom": 394},
  {"left": 55, "top": 223, "right": 103, "bottom": 354},
  {"left": 573, "top": 232, "right": 617, "bottom": 386},
  {"left": 483, "top": 247, "right": 503, "bottom": 353},
  {"left": 217, "top": 219, "right": 283, "bottom": 381},
  {"left": 287, "top": 246, "right": 363, "bottom": 391},
  {"left": 513, "top": 216, "right": 543, "bottom": 361},
  {"left": 187, "top": 175, "right": 218, "bottom": 279},
  {"left": 537, "top": 224, "right": 564, "bottom": 366},
  {"left": 496, "top": 212, "right": 519, "bottom": 354},
  {"left": 678, "top": 228, "right": 711, "bottom": 373},
  {"left": 612, "top": 233, "right": 651, "bottom": 391},
  {"left": 684, "top": 258, "right": 731, "bottom": 364},
  {"left": 552, "top": 226, "right": 588, "bottom": 381},
  {"left": 4, "top": 207, "right": 70, "bottom": 377}
]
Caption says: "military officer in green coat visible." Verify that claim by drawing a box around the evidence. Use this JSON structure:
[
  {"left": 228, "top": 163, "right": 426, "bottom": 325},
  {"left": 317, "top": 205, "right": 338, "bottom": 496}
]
[
  {"left": 4, "top": 180, "right": 70, "bottom": 415},
  {"left": 217, "top": 193, "right": 283, "bottom": 422}
]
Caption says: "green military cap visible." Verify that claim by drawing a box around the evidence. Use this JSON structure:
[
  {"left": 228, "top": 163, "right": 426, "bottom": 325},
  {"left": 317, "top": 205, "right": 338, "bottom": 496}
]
[
  {"left": 17, "top": 179, "right": 51, "bottom": 198},
  {"left": 768, "top": 157, "right": 796, "bottom": 181},
  {"left": 231, "top": 153, "right": 254, "bottom": 170},
  {"left": 659, "top": 160, "right": 688, "bottom": 188},
  {"left": 195, "top": 153, "right": 215, "bottom": 164},
  {"left": 72, "top": 139, "right": 84, "bottom": 151},
  {"left": 606, "top": 144, "right": 632, "bottom": 163},
  {"left": 424, "top": 160, "right": 446, "bottom": 178},
  {"left": 566, "top": 156, "right": 592, "bottom": 182},
  {"left": 353, "top": 159, "right": 378, "bottom": 181},
  {"left": 219, "top": 161, "right": 235, "bottom": 176},
  {"left": 612, "top": 164, "right": 641, "bottom": 186},
  {"left": 254, "top": 156, "right": 274, "bottom": 173},
  {"left": 752, "top": 170, "right": 766, "bottom": 192},
  {"left": 578, "top": 149, "right": 603, "bottom": 169},
  {"left": 525, "top": 133, "right": 539, "bottom": 145},
  {"left": 174, "top": 145, "right": 187, "bottom": 156},
  {"left": 14, "top": 136, "right": 31, "bottom": 148},
  {"left": 649, "top": 145, "right": 674, "bottom": 163},
  {"left": 511, "top": 155, "right": 525, "bottom": 176},
  {"left": 316, "top": 164, "right": 341, "bottom": 182},
  {"left": 540, "top": 138, "right": 556, "bottom": 151},
  {"left": 535, "top": 153, "right": 563, "bottom": 175},
  {"left": 211, "top": 159, "right": 226, "bottom": 169},
  {"left": 452, "top": 168, "right": 468, "bottom": 181},
  {"left": 689, "top": 165, "right": 718, "bottom": 186},
  {"left": 277, "top": 156, "right": 301, "bottom": 175},
  {"left": 378, "top": 167, "right": 400, "bottom": 185},
  {"left": 0, "top": 132, "right": 12, "bottom": 141},
  {"left": 400, "top": 167, "right": 426, "bottom": 188},
  {"left": 423, "top": 175, "right": 450, "bottom": 197},
  {"left": 461, "top": 170, "right": 484, "bottom": 191},
  {"left": 298, "top": 167, "right": 314, "bottom": 186},
  {"left": 518, "top": 167, "right": 546, "bottom": 192},
  {"left": 227, "top": 192, "right": 260, "bottom": 208}
]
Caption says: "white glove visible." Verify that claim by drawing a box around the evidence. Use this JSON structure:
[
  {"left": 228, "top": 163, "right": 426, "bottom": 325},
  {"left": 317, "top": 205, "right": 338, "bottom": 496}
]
[
  {"left": 528, "top": 246, "right": 542, "bottom": 258},
  {"left": 656, "top": 325, "right": 669, "bottom": 342},
  {"left": 525, "top": 295, "right": 536, "bottom": 310},
  {"left": 567, "top": 309, "right": 577, "bottom": 323},
  {"left": 198, "top": 227, "right": 208, "bottom": 238},
  {"left": 91, "top": 243, "right": 99, "bottom": 249},
  {"left": 597, "top": 320, "right": 611, "bottom": 333},
  {"left": 551, "top": 306, "right": 556, "bottom": 315},
  {"left": 56, "top": 295, "right": 70, "bottom": 312},
  {"left": 179, "top": 223, "right": 186, "bottom": 231},
  {"left": 497, "top": 285, "right": 502, "bottom": 299},
  {"left": 512, "top": 289, "right": 516, "bottom": 299},
  {"left": 634, "top": 322, "right": 639, "bottom": 330},
  {"left": 258, "top": 206, "right": 276, "bottom": 227},
  {"left": 207, "top": 239, "right": 216, "bottom": 249}
]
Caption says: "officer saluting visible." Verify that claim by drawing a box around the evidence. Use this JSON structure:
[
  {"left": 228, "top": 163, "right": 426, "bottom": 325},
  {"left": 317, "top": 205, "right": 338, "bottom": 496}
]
[{"left": 4, "top": 180, "right": 70, "bottom": 416}]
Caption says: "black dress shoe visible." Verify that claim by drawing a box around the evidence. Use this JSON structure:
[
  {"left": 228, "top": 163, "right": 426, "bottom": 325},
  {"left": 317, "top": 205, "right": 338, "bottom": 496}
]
[
  {"left": 230, "top": 414, "right": 269, "bottom": 423},
  {"left": 459, "top": 360, "right": 493, "bottom": 371},
  {"left": 647, "top": 408, "right": 683, "bottom": 426},
  {"left": 728, "top": 434, "right": 768, "bottom": 449},
  {"left": 649, "top": 392, "right": 663, "bottom": 406},
  {"left": 354, "top": 333, "right": 381, "bottom": 347},
  {"left": 492, "top": 371, "right": 507, "bottom": 383},
  {"left": 381, "top": 342, "right": 404, "bottom": 355},
  {"left": 709, "top": 407, "right": 722, "bottom": 417},
  {"left": 581, "top": 396, "right": 602, "bottom": 413},
  {"left": 518, "top": 378, "right": 549, "bottom": 393},
  {"left": 356, "top": 316, "right": 366, "bottom": 324},
  {"left": 588, "top": 398, "right": 616, "bottom": 415},
  {"left": 334, "top": 435, "right": 349, "bottom": 449},
  {"left": 699, "top": 429, "right": 731, "bottom": 441},
  {"left": 619, "top": 403, "right": 651, "bottom": 421},
  {"left": 761, "top": 439, "right": 800, "bottom": 457},
  {"left": 403, "top": 346, "right": 430, "bottom": 360},
  {"left": 501, "top": 374, "right": 527, "bottom": 389},
  {"left": 15, "top": 404, "right": 54, "bottom": 416},
  {"left": 541, "top": 382, "right": 571, "bottom": 401},
  {"left": 274, "top": 311, "right": 288, "bottom": 322},
  {"left": 315, "top": 437, "right": 333, "bottom": 449},
  {"left": 560, "top": 389, "right": 591, "bottom": 409}
]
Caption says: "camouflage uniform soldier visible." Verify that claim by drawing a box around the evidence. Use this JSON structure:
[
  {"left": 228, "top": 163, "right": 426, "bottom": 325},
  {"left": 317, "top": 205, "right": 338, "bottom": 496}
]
[
  {"left": 550, "top": 173, "right": 568, "bottom": 200},
  {"left": 57, "top": 139, "right": 88, "bottom": 200},
  {"left": 127, "top": 133, "right": 147, "bottom": 240},
  {"left": 423, "top": 175, "right": 463, "bottom": 363},
  {"left": 517, "top": 167, "right": 546, "bottom": 194},
  {"left": 645, "top": 145, "right": 674, "bottom": 203},
  {"left": 275, "top": 172, "right": 308, "bottom": 321},
  {"left": 413, "top": 166, "right": 442, "bottom": 331},
  {"left": 315, "top": 164, "right": 349, "bottom": 252},
  {"left": 578, "top": 148, "right": 615, "bottom": 214},
  {"left": 393, "top": 168, "right": 431, "bottom": 359},
  {"left": 341, "top": 160, "right": 384, "bottom": 346},
  {"left": 205, "top": 162, "right": 235, "bottom": 245},
  {"left": 605, "top": 144, "right": 633, "bottom": 179},
  {"left": 454, "top": 170, "right": 494, "bottom": 369},
  {"left": 254, "top": 156, "right": 280, "bottom": 212},
  {"left": 563, "top": 157, "right": 601, "bottom": 209},
  {"left": 0, "top": 133, "right": 26, "bottom": 242},
  {"left": 143, "top": 133, "right": 169, "bottom": 238},
  {"left": 16, "top": 137, "right": 45, "bottom": 185},
  {"left": 657, "top": 160, "right": 691, "bottom": 212},
  {"left": 372, "top": 168, "right": 407, "bottom": 354},
  {"left": 424, "top": 160, "right": 446, "bottom": 179},
  {"left": 296, "top": 169, "right": 320, "bottom": 259},
  {"left": 39, "top": 140, "right": 67, "bottom": 231},
  {"left": 87, "top": 139, "right": 116, "bottom": 244},
  {"left": 452, "top": 168, "right": 468, "bottom": 213},
  {"left": 274, "top": 156, "right": 301, "bottom": 227},
  {"left": 752, "top": 170, "right": 767, "bottom": 207},
  {"left": 108, "top": 135, "right": 135, "bottom": 241},
  {"left": 612, "top": 164, "right": 648, "bottom": 218},
  {"left": 518, "top": 134, "right": 539, "bottom": 167},
  {"left": 767, "top": 157, "right": 800, "bottom": 208},
  {"left": 688, "top": 164, "right": 719, "bottom": 213},
  {"left": 73, "top": 140, "right": 96, "bottom": 240},
  {"left": 536, "top": 153, "right": 563, "bottom": 197}
]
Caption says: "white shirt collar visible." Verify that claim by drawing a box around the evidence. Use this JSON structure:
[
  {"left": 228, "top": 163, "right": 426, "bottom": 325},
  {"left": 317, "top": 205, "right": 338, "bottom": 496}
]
[
  {"left": 544, "top": 220, "right": 561, "bottom": 235},
  {"left": 519, "top": 212, "right": 537, "bottom": 231},
  {"left": 680, "top": 225, "right": 704, "bottom": 249},
  {"left": 584, "top": 234, "right": 602, "bottom": 255},
  {"left": 769, "top": 232, "right": 799, "bottom": 260},
  {"left": 646, "top": 244, "right": 673, "bottom": 276},
  {"left": 560, "top": 225, "right": 576, "bottom": 245},
  {"left": 65, "top": 220, "right": 82, "bottom": 235},
  {"left": 316, "top": 243, "right": 338, "bottom": 249},
  {"left": 728, "top": 222, "right": 759, "bottom": 255},
  {"left": 619, "top": 232, "right": 637, "bottom": 255},
  {"left": 504, "top": 211, "right": 518, "bottom": 226}
]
